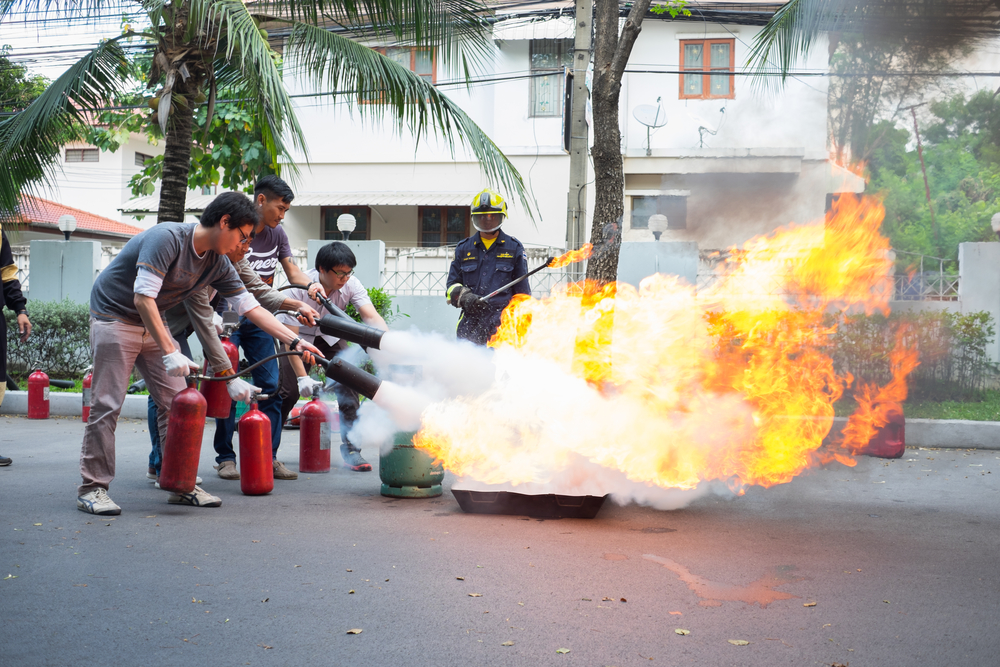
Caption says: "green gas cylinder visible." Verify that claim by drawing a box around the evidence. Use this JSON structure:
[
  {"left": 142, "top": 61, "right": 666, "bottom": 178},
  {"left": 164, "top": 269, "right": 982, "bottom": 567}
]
[{"left": 379, "top": 431, "right": 444, "bottom": 498}]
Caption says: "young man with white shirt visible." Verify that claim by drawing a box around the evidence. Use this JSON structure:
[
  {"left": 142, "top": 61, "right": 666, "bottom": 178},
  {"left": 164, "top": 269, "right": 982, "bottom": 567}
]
[
  {"left": 277, "top": 242, "right": 388, "bottom": 472},
  {"left": 77, "top": 192, "right": 320, "bottom": 516}
]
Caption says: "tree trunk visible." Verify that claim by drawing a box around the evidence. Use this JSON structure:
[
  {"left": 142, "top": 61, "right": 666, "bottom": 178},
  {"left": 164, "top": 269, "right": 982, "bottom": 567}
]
[
  {"left": 157, "top": 100, "right": 194, "bottom": 223},
  {"left": 585, "top": 0, "right": 651, "bottom": 284}
]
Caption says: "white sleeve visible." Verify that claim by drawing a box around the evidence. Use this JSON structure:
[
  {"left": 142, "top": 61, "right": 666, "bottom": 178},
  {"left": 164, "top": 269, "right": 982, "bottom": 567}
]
[
  {"left": 134, "top": 267, "right": 163, "bottom": 298},
  {"left": 229, "top": 291, "right": 261, "bottom": 316}
]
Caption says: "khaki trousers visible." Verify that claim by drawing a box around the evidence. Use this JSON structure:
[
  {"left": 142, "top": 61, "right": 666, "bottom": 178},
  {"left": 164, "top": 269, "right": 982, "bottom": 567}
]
[{"left": 78, "top": 318, "right": 186, "bottom": 496}]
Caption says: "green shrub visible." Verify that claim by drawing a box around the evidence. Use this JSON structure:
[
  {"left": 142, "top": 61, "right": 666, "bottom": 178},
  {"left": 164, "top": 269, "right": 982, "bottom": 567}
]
[
  {"left": 830, "top": 309, "right": 998, "bottom": 400},
  {"left": 3, "top": 298, "right": 91, "bottom": 381},
  {"left": 344, "top": 287, "right": 408, "bottom": 325}
]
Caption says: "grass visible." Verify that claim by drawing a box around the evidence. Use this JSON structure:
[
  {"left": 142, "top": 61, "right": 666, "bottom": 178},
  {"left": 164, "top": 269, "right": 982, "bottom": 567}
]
[{"left": 11, "top": 377, "right": 150, "bottom": 396}]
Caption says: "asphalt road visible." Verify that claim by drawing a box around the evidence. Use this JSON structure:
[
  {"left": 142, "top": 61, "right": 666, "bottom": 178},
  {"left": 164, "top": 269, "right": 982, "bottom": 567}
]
[{"left": 1, "top": 413, "right": 998, "bottom": 667}]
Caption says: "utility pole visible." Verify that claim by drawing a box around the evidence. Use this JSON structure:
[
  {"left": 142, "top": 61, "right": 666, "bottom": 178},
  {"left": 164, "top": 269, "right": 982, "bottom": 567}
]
[
  {"left": 901, "top": 103, "right": 938, "bottom": 246},
  {"left": 565, "top": 0, "right": 592, "bottom": 282}
]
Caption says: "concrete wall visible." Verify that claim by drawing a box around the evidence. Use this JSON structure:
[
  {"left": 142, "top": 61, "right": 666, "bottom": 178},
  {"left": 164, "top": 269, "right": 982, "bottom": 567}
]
[
  {"left": 28, "top": 240, "right": 102, "bottom": 304},
  {"left": 959, "top": 242, "right": 1000, "bottom": 361}
]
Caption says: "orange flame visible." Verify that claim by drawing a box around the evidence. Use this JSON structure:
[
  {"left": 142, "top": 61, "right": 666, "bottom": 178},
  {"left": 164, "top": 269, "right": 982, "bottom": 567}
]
[
  {"left": 413, "top": 195, "right": 918, "bottom": 495},
  {"left": 548, "top": 243, "right": 593, "bottom": 268}
]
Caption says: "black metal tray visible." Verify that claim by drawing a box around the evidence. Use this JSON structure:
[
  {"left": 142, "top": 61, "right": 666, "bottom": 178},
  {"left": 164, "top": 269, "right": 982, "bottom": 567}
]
[{"left": 452, "top": 489, "right": 607, "bottom": 519}]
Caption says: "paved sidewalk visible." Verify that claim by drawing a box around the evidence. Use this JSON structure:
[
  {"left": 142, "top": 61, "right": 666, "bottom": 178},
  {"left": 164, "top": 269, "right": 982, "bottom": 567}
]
[{"left": 1, "top": 414, "right": 998, "bottom": 666}]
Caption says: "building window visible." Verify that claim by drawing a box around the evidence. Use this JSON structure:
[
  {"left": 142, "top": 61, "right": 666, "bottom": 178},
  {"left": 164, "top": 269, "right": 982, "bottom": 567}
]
[
  {"left": 530, "top": 39, "right": 573, "bottom": 117},
  {"left": 679, "top": 39, "right": 734, "bottom": 100},
  {"left": 362, "top": 47, "right": 435, "bottom": 103},
  {"left": 323, "top": 206, "right": 370, "bottom": 240},
  {"left": 65, "top": 148, "right": 99, "bottom": 163},
  {"left": 419, "top": 206, "right": 469, "bottom": 247},
  {"left": 135, "top": 152, "right": 153, "bottom": 167},
  {"left": 631, "top": 196, "right": 687, "bottom": 230}
]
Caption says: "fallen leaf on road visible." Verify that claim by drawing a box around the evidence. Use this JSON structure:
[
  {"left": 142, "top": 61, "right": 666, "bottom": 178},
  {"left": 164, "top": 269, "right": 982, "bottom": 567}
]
[
  {"left": 728, "top": 639, "right": 750, "bottom": 646},
  {"left": 258, "top": 644, "right": 272, "bottom": 649},
  {"left": 518, "top": 602, "right": 524, "bottom": 606},
  {"left": 803, "top": 602, "right": 817, "bottom": 607},
  {"left": 262, "top": 598, "right": 269, "bottom": 603},
  {"left": 294, "top": 565, "right": 301, "bottom": 568},
  {"left": 74, "top": 584, "right": 87, "bottom": 587},
  {"left": 469, "top": 593, "right": 483, "bottom": 597},
  {"left": 33, "top": 523, "right": 41, "bottom": 526},
  {"left": 602, "top": 597, "right": 613, "bottom": 601},
  {"left": 4, "top": 575, "right": 17, "bottom": 580},
  {"left": 669, "top": 611, "right": 682, "bottom": 615},
  {"left": 620, "top": 598, "right": 627, "bottom": 603},
  {"left": 675, "top": 629, "right": 690, "bottom": 635},
  {"left": 144, "top": 515, "right": 156, "bottom": 518},
  {"left": 346, "top": 569, "right": 352, "bottom": 572},
  {"left": 252, "top": 540, "right": 260, "bottom": 543},
  {"left": 556, "top": 648, "right": 571, "bottom": 654},
  {"left": 883, "top": 600, "right": 890, "bottom": 604},
  {"left": 456, "top": 576, "right": 465, "bottom": 580},
  {"left": 348, "top": 590, "right": 355, "bottom": 594},
  {"left": 346, "top": 629, "right": 363, "bottom": 635},
  {"left": 581, "top": 598, "right": 592, "bottom": 601},
  {"left": 501, "top": 641, "right": 514, "bottom": 646}
]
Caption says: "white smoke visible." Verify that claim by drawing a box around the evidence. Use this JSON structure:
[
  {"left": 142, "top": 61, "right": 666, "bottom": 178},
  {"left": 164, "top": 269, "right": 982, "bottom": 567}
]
[{"left": 344, "top": 326, "right": 747, "bottom": 510}]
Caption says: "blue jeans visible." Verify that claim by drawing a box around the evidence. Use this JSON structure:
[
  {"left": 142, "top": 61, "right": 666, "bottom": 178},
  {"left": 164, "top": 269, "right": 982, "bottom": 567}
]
[{"left": 213, "top": 319, "right": 282, "bottom": 463}]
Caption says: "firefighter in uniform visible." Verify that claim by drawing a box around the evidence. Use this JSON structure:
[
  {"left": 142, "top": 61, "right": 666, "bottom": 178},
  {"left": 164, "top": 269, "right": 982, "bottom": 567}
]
[{"left": 445, "top": 189, "right": 530, "bottom": 345}]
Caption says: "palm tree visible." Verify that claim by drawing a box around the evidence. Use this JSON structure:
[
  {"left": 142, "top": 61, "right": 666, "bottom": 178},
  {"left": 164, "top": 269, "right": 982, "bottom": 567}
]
[{"left": 0, "top": 0, "right": 529, "bottom": 223}]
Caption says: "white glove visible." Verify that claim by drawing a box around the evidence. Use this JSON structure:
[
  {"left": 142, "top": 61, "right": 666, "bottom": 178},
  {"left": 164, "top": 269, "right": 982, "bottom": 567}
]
[
  {"left": 162, "top": 350, "right": 198, "bottom": 377},
  {"left": 226, "top": 377, "right": 260, "bottom": 403},
  {"left": 212, "top": 312, "right": 224, "bottom": 335},
  {"left": 298, "top": 375, "right": 324, "bottom": 398}
]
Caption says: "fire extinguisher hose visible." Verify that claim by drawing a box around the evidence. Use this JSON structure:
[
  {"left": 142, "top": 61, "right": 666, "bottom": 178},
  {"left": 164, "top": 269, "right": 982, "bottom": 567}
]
[
  {"left": 193, "top": 351, "right": 382, "bottom": 400},
  {"left": 278, "top": 284, "right": 351, "bottom": 321}
]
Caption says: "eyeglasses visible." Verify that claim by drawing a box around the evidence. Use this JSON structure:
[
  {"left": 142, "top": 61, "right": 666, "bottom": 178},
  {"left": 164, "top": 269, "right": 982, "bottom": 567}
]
[
  {"left": 331, "top": 269, "right": 354, "bottom": 278},
  {"left": 237, "top": 227, "right": 254, "bottom": 246}
]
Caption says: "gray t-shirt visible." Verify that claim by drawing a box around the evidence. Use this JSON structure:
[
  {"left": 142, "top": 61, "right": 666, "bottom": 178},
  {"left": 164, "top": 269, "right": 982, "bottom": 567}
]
[{"left": 90, "top": 222, "right": 247, "bottom": 326}]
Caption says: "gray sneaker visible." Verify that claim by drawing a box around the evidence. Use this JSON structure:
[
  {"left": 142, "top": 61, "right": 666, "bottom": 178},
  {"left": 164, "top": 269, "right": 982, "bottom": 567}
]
[
  {"left": 215, "top": 460, "right": 240, "bottom": 480},
  {"left": 77, "top": 488, "right": 122, "bottom": 515},
  {"left": 273, "top": 460, "right": 298, "bottom": 480},
  {"left": 167, "top": 485, "right": 222, "bottom": 507}
]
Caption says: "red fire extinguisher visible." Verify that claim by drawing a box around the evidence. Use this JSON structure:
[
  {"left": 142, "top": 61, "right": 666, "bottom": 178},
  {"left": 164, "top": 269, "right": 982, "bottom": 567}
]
[
  {"left": 200, "top": 336, "right": 240, "bottom": 418},
  {"left": 299, "top": 390, "right": 332, "bottom": 473},
  {"left": 239, "top": 394, "right": 274, "bottom": 495},
  {"left": 81, "top": 370, "right": 93, "bottom": 424},
  {"left": 159, "top": 381, "right": 207, "bottom": 494},
  {"left": 27, "top": 368, "right": 50, "bottom": 420}
]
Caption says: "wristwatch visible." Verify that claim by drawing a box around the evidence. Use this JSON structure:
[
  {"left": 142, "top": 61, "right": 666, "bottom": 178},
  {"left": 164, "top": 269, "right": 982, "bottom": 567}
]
[{"left": 288, "top": 336, "right": 302, "bottom": 351}]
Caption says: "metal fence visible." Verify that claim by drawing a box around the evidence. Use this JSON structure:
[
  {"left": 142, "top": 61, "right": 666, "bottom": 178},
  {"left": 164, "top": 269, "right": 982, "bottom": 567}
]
[{"left": 381, "top": 268, "right": 574, "bottom": 297}]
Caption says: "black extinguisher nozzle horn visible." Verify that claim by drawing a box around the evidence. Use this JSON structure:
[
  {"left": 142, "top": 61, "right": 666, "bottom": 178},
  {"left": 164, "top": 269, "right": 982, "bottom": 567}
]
[
  {"left": 316, "top": 314, "right": 385, "bottom": 350},
  {"left": 314, "top": 356, "right": 382, "bottom": 400}
]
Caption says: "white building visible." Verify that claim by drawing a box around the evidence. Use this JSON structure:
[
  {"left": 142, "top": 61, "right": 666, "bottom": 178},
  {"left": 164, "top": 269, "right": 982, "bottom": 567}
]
[{"left": 99, "top": 3, "right": 863, "bottom": 289}]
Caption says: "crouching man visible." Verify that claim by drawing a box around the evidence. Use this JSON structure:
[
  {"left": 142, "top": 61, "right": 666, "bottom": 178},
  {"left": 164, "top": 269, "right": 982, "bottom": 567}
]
[{"left": 78, "top": 192, "right": 320, "bottom": 516}]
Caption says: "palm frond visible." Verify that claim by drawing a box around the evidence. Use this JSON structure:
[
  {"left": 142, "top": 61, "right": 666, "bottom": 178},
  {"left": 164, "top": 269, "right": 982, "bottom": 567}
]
[
  {"left": 254, "top": 0, "right": 496, "bottom": 77},
  {"left": 184, "top": 0, "right": 307, "bottom": 163},
  {"left": 0, "top": 38, "right": 132, "bottom": 221},
  {"left": 284, "top": 21, "right": 531, "bottom": 220}
]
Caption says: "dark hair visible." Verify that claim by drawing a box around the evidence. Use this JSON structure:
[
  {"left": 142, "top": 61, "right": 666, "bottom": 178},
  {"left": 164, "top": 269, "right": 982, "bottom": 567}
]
[
  {"left": 316, "top": 241, "right": 357, "bottom": 271},
  {"left": 201, "top": 191, "right": 261, "bottom": 230},
  {"left": 254, "top": 175, "right": 295, "bottom": 204}
]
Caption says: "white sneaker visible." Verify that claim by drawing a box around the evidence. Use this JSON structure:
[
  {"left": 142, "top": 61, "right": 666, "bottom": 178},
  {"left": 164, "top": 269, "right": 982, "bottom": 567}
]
[
  {"left": 153, "top": 476, "right": 202, "bottom": 486},
  {"left": 167, "top": 485, "right": 222, "bottom": 507},
  {"left": 77, "top": 488, "right": 122, "bottom": 515}
]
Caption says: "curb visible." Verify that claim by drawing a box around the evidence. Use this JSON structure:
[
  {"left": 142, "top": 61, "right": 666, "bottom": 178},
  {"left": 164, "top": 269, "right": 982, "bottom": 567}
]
[
  {"left": 0, "top": 391, "right": 323, "bottom": 423},
  {"left": 0, "top": 391, "right": 150, "bottom": 419}
]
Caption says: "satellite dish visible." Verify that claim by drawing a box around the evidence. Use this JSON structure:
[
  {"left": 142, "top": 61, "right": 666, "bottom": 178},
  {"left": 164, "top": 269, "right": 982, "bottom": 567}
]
[
  {"left": 633, "top": 104, "right": 667, "bottom": 129},
  {"left": 632, "top": 98, "right": 666, "bottom": 156}
]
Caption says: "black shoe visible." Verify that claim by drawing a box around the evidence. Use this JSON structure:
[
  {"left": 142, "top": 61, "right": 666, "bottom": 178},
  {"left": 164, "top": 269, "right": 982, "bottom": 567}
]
[
  {"left": 342, "top": 450, "right": 371, "bottom": 472},
  {"left": 0, "top": 455, "right": 11, "bottom": 466}
]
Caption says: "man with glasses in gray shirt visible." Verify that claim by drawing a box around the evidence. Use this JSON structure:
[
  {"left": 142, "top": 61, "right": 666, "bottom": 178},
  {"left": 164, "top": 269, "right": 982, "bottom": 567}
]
[{"left": 78, "top": 192, "right": 321, "bottom": 516}]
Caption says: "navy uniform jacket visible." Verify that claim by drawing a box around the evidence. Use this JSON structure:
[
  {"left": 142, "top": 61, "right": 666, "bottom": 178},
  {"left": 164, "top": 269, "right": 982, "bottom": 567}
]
[{"left": 446, "top": 229, "right": 530, "bottom": 345}]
